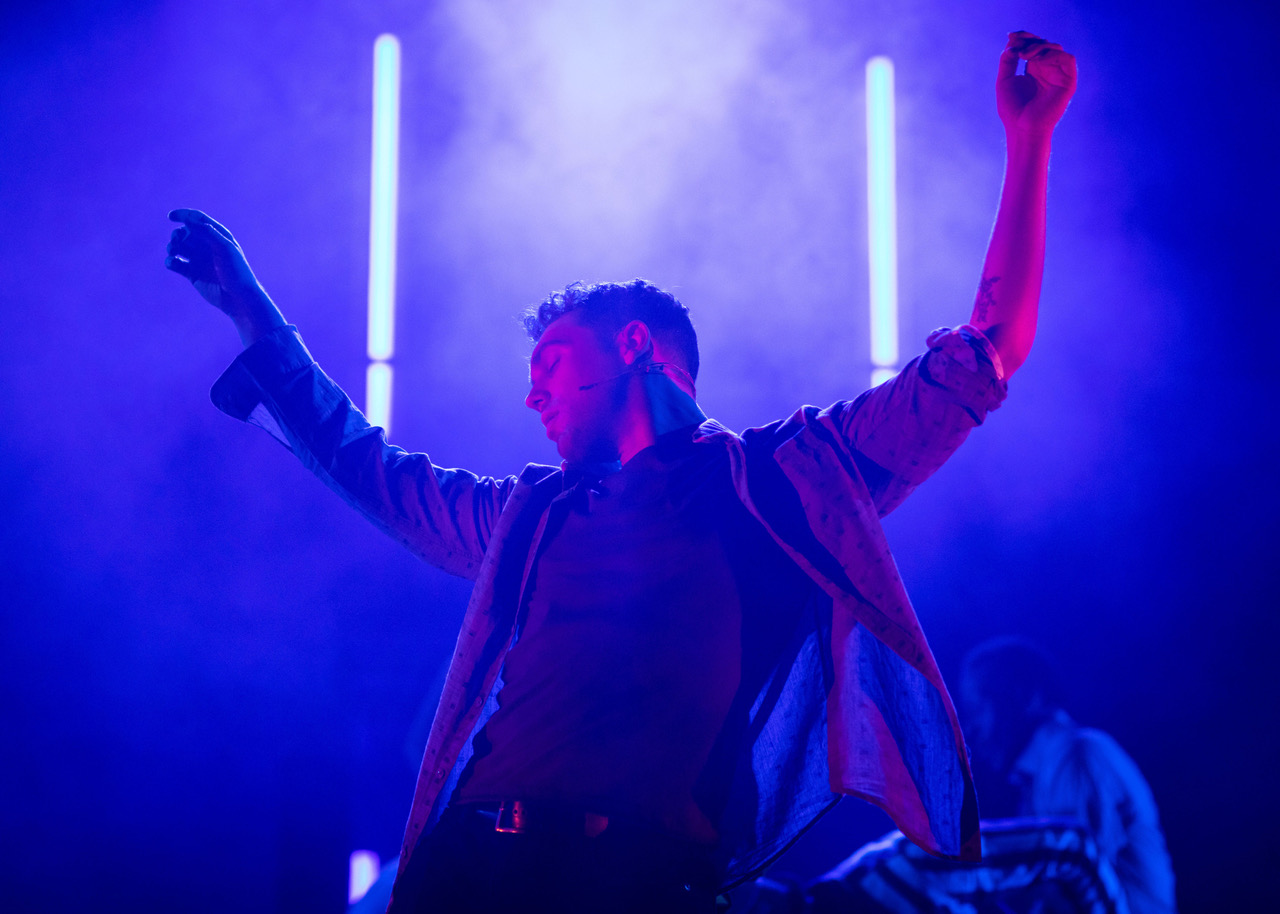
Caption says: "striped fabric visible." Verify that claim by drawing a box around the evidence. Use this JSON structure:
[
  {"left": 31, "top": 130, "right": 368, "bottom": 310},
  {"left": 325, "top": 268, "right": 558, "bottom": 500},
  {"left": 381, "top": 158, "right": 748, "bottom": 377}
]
[{"left": 809, "top": 818, "right": 1128, "bottom": 914}]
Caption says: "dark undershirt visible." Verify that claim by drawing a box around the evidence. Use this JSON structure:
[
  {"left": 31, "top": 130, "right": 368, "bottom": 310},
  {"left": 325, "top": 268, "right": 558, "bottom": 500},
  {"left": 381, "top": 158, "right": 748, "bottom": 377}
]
[{"left": 457, "top": 426, "right": 812, "bottom": 843}]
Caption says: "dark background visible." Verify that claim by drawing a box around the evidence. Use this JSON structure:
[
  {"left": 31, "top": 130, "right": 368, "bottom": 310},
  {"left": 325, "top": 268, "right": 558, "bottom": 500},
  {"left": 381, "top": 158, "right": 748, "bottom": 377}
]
[{"left": 2, "top": 0, "right": 1276, "bottom": 911}]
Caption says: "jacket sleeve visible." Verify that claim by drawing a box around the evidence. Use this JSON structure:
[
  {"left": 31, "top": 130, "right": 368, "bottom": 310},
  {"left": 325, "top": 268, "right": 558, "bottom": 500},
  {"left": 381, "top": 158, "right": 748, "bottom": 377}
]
[
  {"left": 210, "top": 325, "right": 516, "bottom": 580},
  {"left": 832, "top": 326, "right": 1008, "bottom": 516}
]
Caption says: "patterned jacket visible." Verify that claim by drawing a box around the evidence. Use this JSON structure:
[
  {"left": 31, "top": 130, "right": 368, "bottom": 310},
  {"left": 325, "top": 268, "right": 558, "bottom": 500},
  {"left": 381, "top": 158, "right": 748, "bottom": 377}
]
[{"left": 211, "top": 324, "right": 1007, "bottom": 907}]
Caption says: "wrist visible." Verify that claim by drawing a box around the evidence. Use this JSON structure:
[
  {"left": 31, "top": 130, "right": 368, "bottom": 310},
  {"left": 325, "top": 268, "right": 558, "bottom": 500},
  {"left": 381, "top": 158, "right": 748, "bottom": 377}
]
[
  {"left": 229, "top": 287, "right": 287, "bottom": 348},
  {"left": 1004, "top": 126, "right": 1054, "bottom": 159}
]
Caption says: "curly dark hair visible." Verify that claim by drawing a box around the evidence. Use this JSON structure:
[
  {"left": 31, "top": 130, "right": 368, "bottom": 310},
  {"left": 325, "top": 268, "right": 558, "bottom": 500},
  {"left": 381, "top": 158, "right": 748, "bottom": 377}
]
[{"left": 521, "top": 279, "right": 700, "bottom": 381}]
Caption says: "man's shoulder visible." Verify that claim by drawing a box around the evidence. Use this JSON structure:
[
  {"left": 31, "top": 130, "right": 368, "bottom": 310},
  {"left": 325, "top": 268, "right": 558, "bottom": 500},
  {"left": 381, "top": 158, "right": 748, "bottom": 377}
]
[
  {"left": 708, "top": 404, "right": 849, "bottom": 450},
  {"left": 1031, "top": 714, "right": 1152, "bottom": 801},
  {"left": 1064, "top": 726, "right": 1150, "bottom": 791},
  {"left": 516, "top": 462, "right": 562, "bottom": 486}
]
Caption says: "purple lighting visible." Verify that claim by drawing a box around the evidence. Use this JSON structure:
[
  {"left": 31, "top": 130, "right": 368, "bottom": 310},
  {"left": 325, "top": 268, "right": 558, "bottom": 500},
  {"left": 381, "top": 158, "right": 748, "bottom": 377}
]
[{"left": 0, "top": 4, "right": 1267, "bottom": 913}]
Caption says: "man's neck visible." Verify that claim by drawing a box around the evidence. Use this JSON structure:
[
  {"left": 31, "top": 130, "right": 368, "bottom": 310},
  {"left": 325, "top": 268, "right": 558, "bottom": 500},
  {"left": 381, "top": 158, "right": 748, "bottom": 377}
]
[{"left": 616, "top": 374, "right": 706, "bottom": 465}]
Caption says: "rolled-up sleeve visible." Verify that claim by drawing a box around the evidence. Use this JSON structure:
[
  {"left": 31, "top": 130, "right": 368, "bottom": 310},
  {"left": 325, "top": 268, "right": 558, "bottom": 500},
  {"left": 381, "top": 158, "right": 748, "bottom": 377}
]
[
  {"left": 211, "top": 326, "right": 514, "bottom": 580},
  {"left": 834, "top": 326, "right": 1008, "bottom": 515}
]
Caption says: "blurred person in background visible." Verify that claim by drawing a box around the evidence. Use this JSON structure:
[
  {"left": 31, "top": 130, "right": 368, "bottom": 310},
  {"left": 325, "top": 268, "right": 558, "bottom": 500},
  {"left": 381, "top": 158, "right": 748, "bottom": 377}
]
[
  {"left": 959, "top": 637, "right": 1177, "bottom": 914},
  {"left": 798, "top": 640, "right": 1174, "bottom": 914}
]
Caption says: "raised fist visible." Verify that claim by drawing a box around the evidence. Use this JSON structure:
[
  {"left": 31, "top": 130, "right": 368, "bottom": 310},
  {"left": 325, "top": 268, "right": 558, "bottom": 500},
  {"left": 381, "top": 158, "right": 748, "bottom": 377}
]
[{"left": 997, "top": 31, "right": 1078, "bottom": 138}]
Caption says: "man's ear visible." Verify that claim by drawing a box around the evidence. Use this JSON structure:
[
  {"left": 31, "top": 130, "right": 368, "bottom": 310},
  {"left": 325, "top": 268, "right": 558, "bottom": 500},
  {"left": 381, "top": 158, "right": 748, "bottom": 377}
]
[{"left": 616, "top": 320, "right": 653, "bottom": 365}]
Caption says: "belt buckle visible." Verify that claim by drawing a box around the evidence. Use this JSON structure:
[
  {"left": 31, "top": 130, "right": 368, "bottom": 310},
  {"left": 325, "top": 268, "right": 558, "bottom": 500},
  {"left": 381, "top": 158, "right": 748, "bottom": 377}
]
[
  {"left": 493, "top": 800, "right": 609, "bottom": 838},
  {"left": 494, "top": 799, "right": 527, "bottom": 834}
]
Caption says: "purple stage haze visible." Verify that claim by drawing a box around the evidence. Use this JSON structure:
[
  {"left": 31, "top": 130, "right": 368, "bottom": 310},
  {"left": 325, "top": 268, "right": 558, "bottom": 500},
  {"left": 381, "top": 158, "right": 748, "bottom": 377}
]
[{"left": 1, "top": 1, "right": 1276, "bottom": 911}]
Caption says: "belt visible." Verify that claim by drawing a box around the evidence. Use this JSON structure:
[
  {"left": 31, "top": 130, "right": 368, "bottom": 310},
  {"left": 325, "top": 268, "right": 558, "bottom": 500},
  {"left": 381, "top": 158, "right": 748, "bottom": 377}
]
[
  {"left": 452, "top": 801, "right": 725, "bottom": 902},
  {"left": 469, "top": 800, "right": 611, "bottom": 838}
]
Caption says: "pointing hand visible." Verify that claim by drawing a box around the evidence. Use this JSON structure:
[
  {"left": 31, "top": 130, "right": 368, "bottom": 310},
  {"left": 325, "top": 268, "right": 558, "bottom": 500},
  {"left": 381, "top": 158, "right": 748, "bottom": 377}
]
[{"left": 165, "top": 209, "right": 285, "bottom": 346}]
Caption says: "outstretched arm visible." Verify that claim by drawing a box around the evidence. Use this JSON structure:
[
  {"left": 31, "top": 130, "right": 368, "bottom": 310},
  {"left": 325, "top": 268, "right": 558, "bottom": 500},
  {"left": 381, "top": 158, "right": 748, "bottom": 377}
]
[
  {"left": 971, "top": 31, "right": 1077, "bottom": 378},
  {"left": 164, "top": 208, "right": 514, "bottom": 579}
]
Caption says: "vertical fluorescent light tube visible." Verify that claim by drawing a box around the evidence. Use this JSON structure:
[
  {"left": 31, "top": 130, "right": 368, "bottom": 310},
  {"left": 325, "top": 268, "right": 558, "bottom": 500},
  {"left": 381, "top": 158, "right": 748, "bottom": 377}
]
[
  {"left": 368, "top": 34, "right": 400, "bottom": 363},
  {"left": 366, "top": 362, "right": 393, "bottom": 431},
  {"left": 368, "top": 34, "right": 401, "bottom": 428},
  {"left": 866, "top": 56, "right": 899, "bottom": 387},
  {"left": 348, "top": 849, "right": 381, "bottom": 904}
]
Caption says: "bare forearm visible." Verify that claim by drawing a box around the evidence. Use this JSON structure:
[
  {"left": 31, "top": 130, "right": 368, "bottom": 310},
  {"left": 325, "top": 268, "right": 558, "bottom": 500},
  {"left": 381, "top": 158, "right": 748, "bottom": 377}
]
[
  {"left": 228, "top": 289, "right": 288, "bottom": 348},
  {"left": 971, "top": 132, "right": 1052, "bottom": 378}
]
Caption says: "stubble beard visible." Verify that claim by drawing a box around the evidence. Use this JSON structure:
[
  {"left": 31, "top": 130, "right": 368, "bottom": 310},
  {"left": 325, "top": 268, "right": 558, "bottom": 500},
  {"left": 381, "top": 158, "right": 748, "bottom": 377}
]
[{"left": 557, "top": 397, "right": 623, "bottom": 465}]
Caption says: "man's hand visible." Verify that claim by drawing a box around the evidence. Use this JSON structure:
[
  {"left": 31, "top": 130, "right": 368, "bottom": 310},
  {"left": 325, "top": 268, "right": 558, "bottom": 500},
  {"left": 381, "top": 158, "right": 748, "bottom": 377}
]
[
  {"left": 165, "top": 208, "right": 286, "bottom": 347},
  {"left": 997, "top": 31, "right": 1077, "bottom": 139}
]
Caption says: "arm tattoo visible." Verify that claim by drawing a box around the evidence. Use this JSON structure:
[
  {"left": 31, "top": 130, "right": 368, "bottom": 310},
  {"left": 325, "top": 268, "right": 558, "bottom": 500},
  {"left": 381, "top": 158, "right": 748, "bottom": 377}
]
[{"left": 975, "top": 275, "right": 1001, "bottom": 322}]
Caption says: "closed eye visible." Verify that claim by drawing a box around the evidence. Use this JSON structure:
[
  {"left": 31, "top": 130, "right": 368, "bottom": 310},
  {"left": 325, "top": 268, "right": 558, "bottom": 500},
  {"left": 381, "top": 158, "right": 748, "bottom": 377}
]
[{"left": 529, "top": 338, "right": 568, "bottom": 382}]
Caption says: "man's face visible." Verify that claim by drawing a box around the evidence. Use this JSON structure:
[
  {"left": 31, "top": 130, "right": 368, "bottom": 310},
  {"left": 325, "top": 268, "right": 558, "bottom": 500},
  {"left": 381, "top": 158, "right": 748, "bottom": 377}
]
[
  {"left": 960, "top": 670, "right": 1043, "bottom": 776},
  {"left": 526, "top": 311, "right": 627, "bottom": 463},
  {"left": 959, "top": 673, "right": 1000, "bottom": 767}
]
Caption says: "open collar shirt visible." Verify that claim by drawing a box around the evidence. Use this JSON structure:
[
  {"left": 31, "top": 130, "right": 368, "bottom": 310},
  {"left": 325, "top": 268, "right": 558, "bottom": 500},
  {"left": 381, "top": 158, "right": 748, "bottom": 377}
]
[{"left": 211, "top": 324, "right": 1007, "bottom": 907}]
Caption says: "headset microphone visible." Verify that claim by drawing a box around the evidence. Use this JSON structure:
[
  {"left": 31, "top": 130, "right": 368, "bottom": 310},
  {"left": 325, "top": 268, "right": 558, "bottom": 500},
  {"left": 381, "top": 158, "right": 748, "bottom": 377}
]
[
  {"left": 577, "top": 366, "right": 638, "bottom": 391},
  {"left": 577, "top": 360, "right": 696, "bottom": 396}
]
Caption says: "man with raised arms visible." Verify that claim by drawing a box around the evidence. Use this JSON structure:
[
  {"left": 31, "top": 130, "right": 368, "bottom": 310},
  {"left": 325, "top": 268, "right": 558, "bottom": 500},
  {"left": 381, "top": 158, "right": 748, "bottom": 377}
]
[{"left": 165, "top": 32, "right": 1076, "bottom": 913}]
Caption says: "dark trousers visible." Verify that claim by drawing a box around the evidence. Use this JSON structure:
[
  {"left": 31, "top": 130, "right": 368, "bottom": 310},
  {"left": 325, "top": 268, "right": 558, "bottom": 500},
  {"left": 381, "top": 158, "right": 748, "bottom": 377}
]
[{"left": 394, "top": 803, "right": 721, "bottom": 913}]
